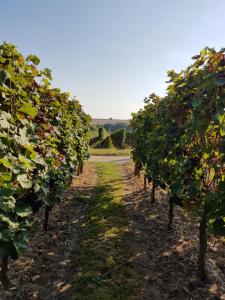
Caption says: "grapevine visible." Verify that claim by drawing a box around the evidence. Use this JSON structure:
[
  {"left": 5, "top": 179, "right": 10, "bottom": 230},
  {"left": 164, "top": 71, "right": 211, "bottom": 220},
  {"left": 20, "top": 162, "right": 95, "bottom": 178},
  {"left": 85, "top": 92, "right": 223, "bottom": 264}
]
[
  {"left": 0, "top": 43, "right": 90, "bottom": 287},
  {"left": 130, "top": 47, "right": 225, "bottom": 279}
]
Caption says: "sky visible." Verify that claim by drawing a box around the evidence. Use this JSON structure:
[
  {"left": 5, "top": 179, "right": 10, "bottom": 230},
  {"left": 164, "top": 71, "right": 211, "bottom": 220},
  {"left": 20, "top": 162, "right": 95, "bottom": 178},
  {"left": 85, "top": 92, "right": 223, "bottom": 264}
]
[{"left": 1, "top": 0, "right": 225, "bottom": 119}]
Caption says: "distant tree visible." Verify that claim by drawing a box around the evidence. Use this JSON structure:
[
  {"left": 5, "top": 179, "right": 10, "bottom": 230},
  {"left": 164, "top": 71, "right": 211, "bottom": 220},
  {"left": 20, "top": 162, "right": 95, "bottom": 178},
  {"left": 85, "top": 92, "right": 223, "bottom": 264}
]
[
  {"left": 98, "top": 127, "right": 104, "bottom": 147},
  {"left": 111, "top": 129, "right": 126, "bottom": 148}
]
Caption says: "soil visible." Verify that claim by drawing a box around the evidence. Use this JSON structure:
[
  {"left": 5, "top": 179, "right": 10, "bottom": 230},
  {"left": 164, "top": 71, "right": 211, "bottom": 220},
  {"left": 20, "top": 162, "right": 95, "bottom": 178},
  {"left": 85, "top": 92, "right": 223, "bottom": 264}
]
[
  {"left": 0, "top": 161, "right": 224, "bottom": 300},
  {"left": 0, "top": 163, "right": 98, "bottom": 300},
  {"left": 120, "top": 162, "right": 225, "bottom": 300}
]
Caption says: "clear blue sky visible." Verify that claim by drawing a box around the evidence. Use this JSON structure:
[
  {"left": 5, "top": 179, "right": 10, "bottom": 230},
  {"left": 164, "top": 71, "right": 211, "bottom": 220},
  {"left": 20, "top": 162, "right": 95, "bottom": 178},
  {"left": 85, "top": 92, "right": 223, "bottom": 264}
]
[{"left": 1, "top": 0, "right": 225, "bottom": 118}]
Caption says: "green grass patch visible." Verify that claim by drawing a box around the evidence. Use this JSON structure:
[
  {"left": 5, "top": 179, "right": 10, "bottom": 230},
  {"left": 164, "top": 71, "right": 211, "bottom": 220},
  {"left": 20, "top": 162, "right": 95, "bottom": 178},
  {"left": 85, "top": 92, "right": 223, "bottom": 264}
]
[
  {"left": 74, "top": 163, "right": 138, "bottom": 300},
  {"left": 90, "top": 148, "right": 131, "bottom": 156}
]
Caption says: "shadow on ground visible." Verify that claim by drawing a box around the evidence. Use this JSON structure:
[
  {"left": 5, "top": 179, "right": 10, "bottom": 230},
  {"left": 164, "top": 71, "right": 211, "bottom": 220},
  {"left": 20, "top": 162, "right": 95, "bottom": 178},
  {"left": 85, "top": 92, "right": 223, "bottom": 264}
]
[{"left": 121, "top": 166, "right": 225, "bottom": 300}]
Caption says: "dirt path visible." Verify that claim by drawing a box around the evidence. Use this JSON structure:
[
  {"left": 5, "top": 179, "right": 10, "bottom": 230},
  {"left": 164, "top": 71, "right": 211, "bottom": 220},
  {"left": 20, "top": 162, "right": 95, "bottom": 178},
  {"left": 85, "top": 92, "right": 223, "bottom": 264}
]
[{"left": 89, "top": 155, "right": 130, "bottom": 163}]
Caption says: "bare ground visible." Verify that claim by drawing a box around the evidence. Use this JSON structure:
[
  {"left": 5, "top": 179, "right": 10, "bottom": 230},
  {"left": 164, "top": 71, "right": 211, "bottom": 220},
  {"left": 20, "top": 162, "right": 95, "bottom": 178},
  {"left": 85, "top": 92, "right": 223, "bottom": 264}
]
[
  {"left": 120, "top": 162, "right": 225, "bottom": 300},
  {"left": 0, "top": 162, "right": 98, "bottom": 300}
]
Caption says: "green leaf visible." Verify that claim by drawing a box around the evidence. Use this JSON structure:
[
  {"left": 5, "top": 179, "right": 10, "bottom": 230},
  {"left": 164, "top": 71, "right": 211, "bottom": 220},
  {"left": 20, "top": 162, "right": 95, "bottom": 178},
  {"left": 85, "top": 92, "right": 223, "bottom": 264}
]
[
  {"left": 208, "top": 168, "right": 215, "bottom": 182},
  {"left": 0, "top": 154, "right": 19, "bottom": 174},
  {"left": 0, "top": 196, "right": 16, "bottom": 212},
  {"left": 203, "top": 153, "right": 210, "bottom": 159},
  {"left": 0, "top": 70, "right": 7, "bottom": 84},
  {"left": 17, "top": 174, "right": 32, "bottom": 189},
  {"left": 196, "top": 168, "right": 202, "bottom": 175},
  {"left": 19, "top": 103, "right": 38, "bottom": 118},
  {"left": 13, "top": 232, "right": 29, "bottom": 254},
  {"left": 0, "top": 172, "right": 12, "bottom": 182},
  {"left": 0, "top": 156, "right": 13, "bottom": 169},
  {"left": 0, "top": 188, "right": 14, "bottom": 198},
  {"left": 43, "top": 68, "right": 52, "bottom": 80},
  {"left": 26, "top": 54, "right": 40, "bottom": 65},
  {"left": 218, "top": 114, "right": 225, "bottom": 125},
  {"left": 31, "top": 152, "right": 46, "bottom": 165},
  {"left": 220, "top": 128, "right": 225, "bottom": 136},
  {"left": 0, "top": 229, "right": 11, "bottom": 241},
  {"left": 19, "top": 155, "right": 34, "bottom": 170},
  {"left": 15, "top": 205, "right": 32, "bottom": 217},
  {"left": 42, "top": 78, "right": 50, "bottom": 86},
  {"left": 0, "top": 215, "right": 19, "bottom": 229},
  {"left": 200, "top": 48, "right": 207, "bottom": 57}
]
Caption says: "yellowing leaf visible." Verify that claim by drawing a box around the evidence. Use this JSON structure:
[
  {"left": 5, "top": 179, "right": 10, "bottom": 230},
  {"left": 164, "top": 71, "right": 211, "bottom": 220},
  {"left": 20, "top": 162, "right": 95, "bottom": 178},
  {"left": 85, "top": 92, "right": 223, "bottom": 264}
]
[
  {"left": 19, "top": 103, "right": 38, "bottom": 118},
  {"left": 19, "top": 155, "right": 34, "bottom": 170},
  {"left": 17, "top": 174, "right": 32, "bottom": 189}
]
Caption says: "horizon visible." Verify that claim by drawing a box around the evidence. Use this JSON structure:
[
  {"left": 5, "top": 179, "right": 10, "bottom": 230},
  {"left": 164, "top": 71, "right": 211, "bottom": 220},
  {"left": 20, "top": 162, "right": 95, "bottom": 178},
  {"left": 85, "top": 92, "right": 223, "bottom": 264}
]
[{"left": 91, "top": 117, "right": 130, "bottom": 120}]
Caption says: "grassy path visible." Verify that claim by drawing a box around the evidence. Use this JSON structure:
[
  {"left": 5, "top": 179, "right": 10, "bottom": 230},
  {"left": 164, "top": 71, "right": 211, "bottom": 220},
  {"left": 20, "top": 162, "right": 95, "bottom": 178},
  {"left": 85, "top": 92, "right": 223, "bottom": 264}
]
[{"left": 73, "top": 162, "right": 138, "bottom": 300}]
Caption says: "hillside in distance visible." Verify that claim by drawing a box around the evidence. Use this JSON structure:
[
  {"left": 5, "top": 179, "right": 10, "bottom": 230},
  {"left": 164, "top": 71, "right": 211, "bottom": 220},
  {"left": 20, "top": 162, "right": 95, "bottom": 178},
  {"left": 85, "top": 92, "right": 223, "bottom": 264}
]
[{"left": 91, "top": 118, "right": 129, "bottom": 126}]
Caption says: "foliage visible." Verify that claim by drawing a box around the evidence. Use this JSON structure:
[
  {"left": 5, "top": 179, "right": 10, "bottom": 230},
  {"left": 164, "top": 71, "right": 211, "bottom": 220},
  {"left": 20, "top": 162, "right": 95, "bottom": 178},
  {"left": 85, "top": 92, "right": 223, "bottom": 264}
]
[
  {"left": 130, "top": 47, "right": 225, "bottom": 278},
  {"left": 101, "top": 135, "right": 114, "bottom": 148},
  {"left": 0, "top": 42, "right": 90, "bottom": 278},
  {"left": 111, "top": 129, "right": 126, "bottom": 149},
  {"left": 90, "top": 126, "right": 131, "bottom": 149},
  {"left": 124, "top": 130, "right": 133, "bottom": 146},
  {"left": 90, "top": 127, "right": 109, "bottom": 148}
]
